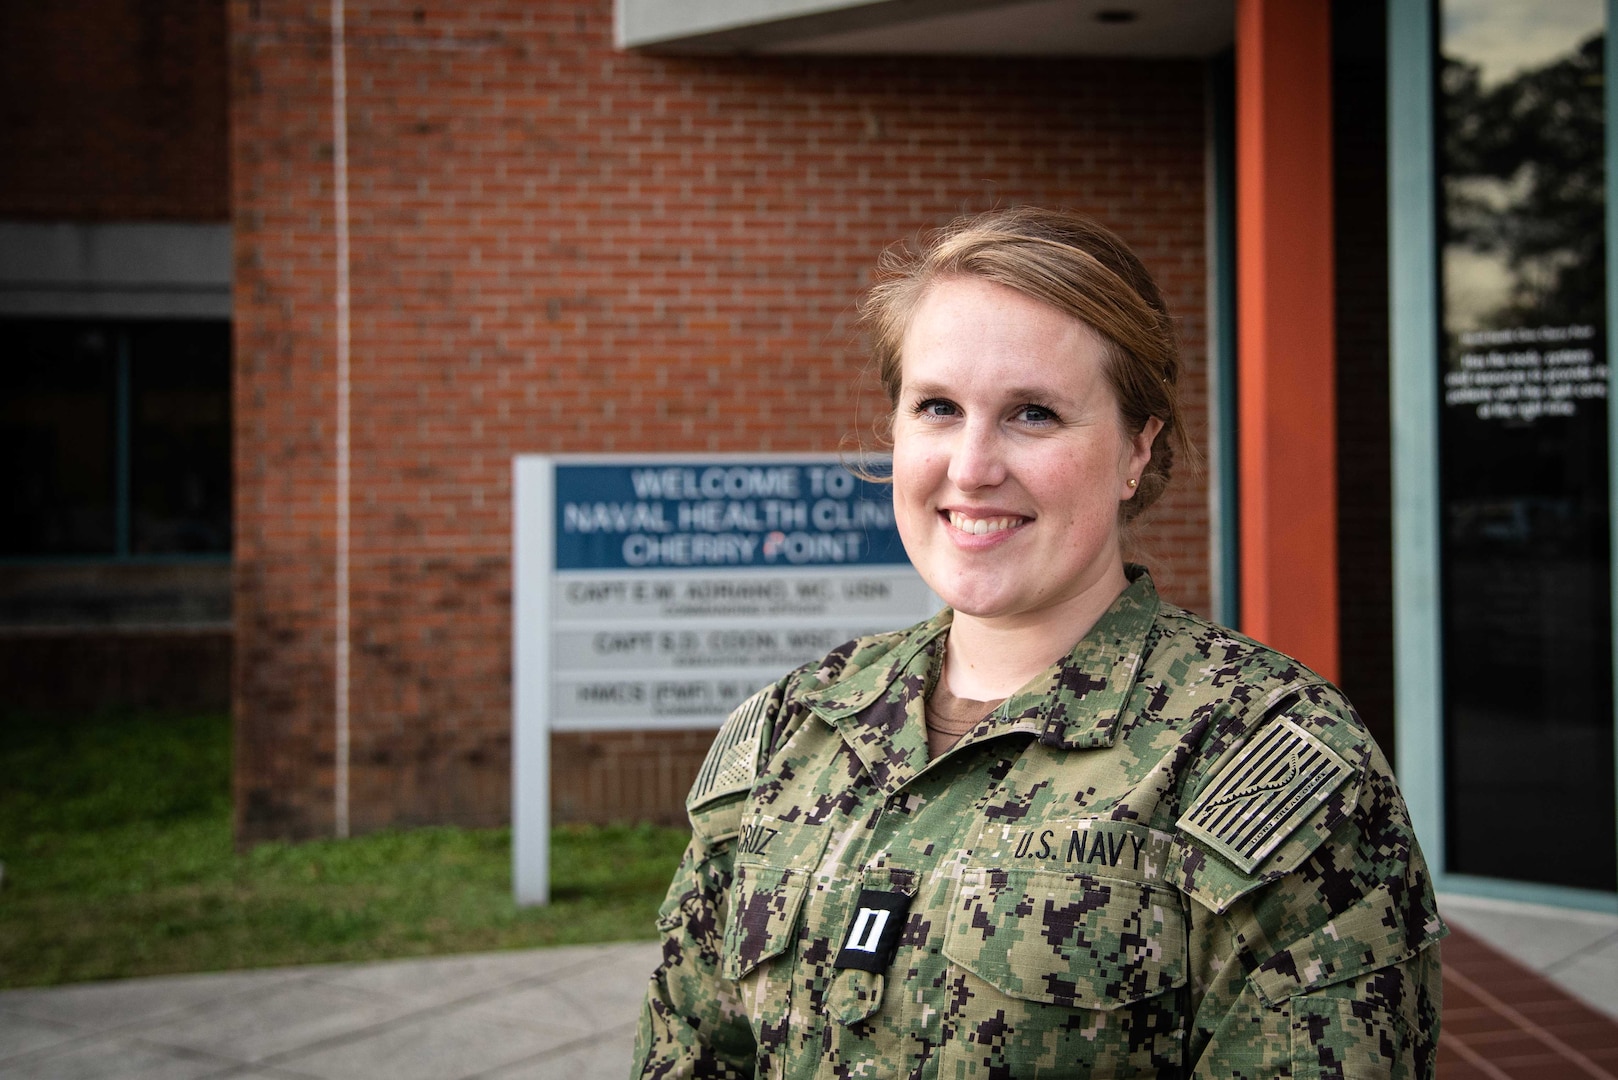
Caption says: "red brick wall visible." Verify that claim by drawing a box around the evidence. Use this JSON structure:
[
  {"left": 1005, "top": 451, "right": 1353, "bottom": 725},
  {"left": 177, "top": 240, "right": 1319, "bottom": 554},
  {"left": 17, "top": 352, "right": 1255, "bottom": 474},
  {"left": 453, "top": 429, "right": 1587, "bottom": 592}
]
[
  {"left": 230, "top": 0, "right": 1212, "bottom": 840},
  {"left": 0, "top": 628, "right": 231, "bottom": 712},
  {"left": 0, "top": 0, "right": 229, "bottom": 220}
]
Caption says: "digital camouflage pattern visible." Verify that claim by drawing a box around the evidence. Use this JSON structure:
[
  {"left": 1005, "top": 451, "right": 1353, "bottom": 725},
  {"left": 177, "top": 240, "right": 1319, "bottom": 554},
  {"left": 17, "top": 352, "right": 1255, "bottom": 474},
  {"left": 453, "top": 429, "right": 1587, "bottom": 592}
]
[{"left": 632, "top": 569, "right": 1445, "bottom": 1079}]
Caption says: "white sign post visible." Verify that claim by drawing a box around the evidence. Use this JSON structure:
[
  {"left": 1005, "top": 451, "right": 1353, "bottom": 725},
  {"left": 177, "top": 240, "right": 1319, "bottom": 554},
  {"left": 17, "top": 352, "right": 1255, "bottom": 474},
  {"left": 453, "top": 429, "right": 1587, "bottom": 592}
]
[
  {"left": 512, "top": 456, "right": 554, "bottom": 906},
  {"left": 511, "top": 454, "right": 934, "bottom": 906}
]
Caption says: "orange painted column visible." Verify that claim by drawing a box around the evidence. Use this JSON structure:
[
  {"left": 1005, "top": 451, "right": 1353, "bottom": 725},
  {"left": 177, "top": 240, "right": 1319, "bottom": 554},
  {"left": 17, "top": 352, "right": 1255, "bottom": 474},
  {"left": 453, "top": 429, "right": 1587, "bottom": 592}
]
[{"left": 1236, "top": 0, "right": 1339, "bottom": 680}]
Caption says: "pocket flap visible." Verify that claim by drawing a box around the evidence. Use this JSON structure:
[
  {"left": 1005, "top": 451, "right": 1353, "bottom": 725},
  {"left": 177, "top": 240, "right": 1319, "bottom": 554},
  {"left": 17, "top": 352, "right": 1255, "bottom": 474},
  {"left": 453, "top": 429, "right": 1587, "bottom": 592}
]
[
  {"left": 719, "top": 815, "right": 830, "bottom": 982},
  {"left": 722, "top": 864, "right": 810, "bottom": 981},
  {"left": 943, "top": 868, "right": 1186, "bottom": 1010},
  {"left": 1248, "top": 880, "right": 1446, "bottom": 1006}
]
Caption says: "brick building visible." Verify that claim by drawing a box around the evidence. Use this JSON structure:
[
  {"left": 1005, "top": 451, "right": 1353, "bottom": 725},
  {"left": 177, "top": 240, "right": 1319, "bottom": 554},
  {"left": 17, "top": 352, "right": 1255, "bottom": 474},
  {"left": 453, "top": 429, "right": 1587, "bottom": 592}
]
[
  {"left": 6, "top": 0, "right": 1612, "bottom": 907},
  {"left": 1, "top": 1, "right": 233, "bottom": 712},
  {"left": 227, "top": 0, "right": 1213, "bottom": 839}
]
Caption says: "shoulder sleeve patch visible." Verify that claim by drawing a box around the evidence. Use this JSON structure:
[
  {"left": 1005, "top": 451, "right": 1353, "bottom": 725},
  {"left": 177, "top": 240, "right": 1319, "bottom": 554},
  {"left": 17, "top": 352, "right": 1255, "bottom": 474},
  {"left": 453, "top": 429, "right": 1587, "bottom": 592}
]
[
  {"left": 1176, "top": 717, "right": 1353, "bottom": 874},
  {"left": 687, "top": 685, "right": 774, "bottom": 812}
]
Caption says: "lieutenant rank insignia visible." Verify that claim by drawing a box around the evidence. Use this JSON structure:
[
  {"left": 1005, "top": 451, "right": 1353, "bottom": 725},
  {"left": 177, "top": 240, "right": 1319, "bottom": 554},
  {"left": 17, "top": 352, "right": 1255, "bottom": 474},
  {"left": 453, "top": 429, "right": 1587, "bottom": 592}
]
[
  {"left": 833, "top": 889, "right": 912, "bottom": 973},
  {"left": 1177, "top": 717, "right": 1353, "bottom": 873}
]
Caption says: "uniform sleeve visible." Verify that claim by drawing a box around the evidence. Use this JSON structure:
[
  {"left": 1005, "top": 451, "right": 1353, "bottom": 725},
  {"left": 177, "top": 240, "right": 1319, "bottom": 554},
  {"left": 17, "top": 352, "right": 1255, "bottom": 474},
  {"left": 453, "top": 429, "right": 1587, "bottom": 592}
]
[
  {"left": 1177, "top": 685, "right": 1446, "bottom": 1079},
  {"left": 631, "top": 685, "right": 784, "bottom": 1080},
  {"left": 630, "top": 801, "right": 756, "bottom": 1079}
]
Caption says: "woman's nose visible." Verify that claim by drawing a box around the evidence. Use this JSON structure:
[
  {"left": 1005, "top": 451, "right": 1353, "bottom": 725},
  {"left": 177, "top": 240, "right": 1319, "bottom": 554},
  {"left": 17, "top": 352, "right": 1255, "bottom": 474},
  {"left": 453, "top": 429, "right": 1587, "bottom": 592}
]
[{"left": 946, "top": 422, "right": 1007, "bottom": 490}]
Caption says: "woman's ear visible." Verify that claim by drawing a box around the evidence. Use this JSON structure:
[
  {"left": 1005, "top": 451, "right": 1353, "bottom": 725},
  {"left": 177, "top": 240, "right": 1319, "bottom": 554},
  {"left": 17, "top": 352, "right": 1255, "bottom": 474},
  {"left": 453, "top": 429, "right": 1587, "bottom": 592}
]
[{"left": 1123, "top": 416, "right": 1164, "bottom": 496}]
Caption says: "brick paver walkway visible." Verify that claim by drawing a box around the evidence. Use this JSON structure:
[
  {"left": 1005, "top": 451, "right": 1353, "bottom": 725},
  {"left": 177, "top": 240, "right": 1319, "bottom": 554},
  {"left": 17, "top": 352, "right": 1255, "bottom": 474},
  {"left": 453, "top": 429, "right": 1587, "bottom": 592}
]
[{"left": 1440, "top": 923, "right": 1618, "bottom": 1078}]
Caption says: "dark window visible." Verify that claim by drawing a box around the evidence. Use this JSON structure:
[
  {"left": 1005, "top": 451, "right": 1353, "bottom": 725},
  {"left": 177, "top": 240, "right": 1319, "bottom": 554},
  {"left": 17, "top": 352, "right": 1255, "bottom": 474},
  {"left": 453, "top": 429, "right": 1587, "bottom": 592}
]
[
  {"left": 1, "top": 323, "right": 117, "bottom": 555},
  {"left": 1435, "top": 4, "right": 1616, "bottom": 893},
  {"left": 1, "top": 319, "right": 231, "bottom": 559}
]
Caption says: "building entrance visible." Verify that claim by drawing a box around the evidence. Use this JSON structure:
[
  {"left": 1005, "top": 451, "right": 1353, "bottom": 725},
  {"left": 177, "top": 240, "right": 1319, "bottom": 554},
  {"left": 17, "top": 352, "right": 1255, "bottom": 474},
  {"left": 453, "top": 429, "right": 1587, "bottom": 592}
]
[{"left": 1435, "top": 0, "right": 1616, "bottom": 893}]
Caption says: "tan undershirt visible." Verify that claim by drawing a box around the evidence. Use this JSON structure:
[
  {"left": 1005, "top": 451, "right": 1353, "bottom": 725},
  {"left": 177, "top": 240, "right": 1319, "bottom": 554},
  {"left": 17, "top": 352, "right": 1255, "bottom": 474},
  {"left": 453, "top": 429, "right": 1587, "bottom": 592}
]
[{"left": 925, "top": 679, "right": 1007, "bottom": 759}]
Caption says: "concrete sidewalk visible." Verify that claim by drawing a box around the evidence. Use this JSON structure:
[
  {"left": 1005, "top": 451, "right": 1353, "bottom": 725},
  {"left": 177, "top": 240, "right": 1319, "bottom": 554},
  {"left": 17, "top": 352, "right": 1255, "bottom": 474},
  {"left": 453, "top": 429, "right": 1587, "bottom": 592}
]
[
  {"left": 1, "top": 896, "right": 1615, "bottom": 1080},
  {"left": 0, "top": 941, "right": 660, "bottom": 1079}
]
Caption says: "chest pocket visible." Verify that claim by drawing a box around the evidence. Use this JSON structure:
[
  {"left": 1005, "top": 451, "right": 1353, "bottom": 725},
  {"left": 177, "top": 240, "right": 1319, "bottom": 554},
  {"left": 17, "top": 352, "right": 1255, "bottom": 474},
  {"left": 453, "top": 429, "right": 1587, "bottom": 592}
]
[
  {"left": 942, "top": 866, "right": 1187, "bottom": 1008},
  {"left": 721, "top": 815, "right": 831, "bottom": 982}
]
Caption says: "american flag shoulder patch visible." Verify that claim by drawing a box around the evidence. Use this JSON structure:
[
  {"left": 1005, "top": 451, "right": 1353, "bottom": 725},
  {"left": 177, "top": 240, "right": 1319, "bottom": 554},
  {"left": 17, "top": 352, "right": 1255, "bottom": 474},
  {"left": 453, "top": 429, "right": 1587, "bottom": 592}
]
[
  {"left": 1176, "top": 717, "right": 1354, "bottom": 874},
  {"left": 687, "top": 686, "right": 773, "bottom": 811}
]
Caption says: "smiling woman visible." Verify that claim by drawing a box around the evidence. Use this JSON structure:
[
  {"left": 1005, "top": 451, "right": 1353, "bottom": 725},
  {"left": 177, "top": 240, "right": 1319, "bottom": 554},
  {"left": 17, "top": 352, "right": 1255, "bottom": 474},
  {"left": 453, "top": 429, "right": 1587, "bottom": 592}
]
[
  {"left": 889, "top": 278, "right": 1160, "bottom": 697},
  {"left": 631, "top": 208, "right": 1446, "bottom": 1080}
]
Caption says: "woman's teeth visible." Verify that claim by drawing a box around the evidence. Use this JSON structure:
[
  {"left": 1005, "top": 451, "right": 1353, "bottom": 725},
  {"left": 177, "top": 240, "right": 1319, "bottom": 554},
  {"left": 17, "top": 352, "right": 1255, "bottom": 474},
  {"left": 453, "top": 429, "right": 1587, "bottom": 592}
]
[{"left": 948, "top": 512, "right": 1022, "bottom": 535}]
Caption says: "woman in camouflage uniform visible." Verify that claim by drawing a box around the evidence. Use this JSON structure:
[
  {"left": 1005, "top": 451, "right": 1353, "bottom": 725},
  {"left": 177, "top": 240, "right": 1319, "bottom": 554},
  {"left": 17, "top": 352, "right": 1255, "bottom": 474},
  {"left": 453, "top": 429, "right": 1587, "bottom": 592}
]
[{"left": 632, "top": 207, "right": 1444, "bottom": 1079}]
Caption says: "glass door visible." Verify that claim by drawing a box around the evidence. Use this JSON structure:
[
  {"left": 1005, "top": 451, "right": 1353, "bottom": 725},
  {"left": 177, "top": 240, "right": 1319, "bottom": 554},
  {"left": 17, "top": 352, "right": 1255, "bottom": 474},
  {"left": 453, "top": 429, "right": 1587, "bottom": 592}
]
[{"left": 1434, "top": 0, "right": 1617, "bottom": 892}]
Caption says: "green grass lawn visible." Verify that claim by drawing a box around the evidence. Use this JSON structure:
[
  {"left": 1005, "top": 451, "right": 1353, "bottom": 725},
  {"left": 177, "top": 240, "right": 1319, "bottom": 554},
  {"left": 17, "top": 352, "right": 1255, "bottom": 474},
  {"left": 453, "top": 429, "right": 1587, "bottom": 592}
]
[{"left": 0, "top": 709, "right": 689, "bottom": 989}]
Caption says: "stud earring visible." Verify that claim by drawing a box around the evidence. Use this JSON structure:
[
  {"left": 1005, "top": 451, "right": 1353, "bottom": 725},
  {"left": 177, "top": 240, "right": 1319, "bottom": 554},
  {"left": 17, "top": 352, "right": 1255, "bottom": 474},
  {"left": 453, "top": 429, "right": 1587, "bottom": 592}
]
[{"left": 1127, "top": 478, "right": 1138, "bottom": 489}]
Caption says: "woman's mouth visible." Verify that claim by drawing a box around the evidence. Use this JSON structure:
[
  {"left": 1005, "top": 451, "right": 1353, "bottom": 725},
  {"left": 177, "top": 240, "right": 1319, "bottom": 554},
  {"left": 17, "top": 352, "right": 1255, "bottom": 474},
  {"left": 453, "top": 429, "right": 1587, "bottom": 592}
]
[{"left": 946, "top": 511, "right": 1027, "bottom": 536}]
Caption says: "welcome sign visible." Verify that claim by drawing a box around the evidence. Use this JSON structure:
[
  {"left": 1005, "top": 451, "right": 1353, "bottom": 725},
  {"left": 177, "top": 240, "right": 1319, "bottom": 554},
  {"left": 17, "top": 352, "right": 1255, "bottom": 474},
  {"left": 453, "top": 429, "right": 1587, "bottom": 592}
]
[
  {"left": 512, "top": 453, "right": 936, "bottom": 903},
  {"left": 536, "top": 456, "right": 932, "bottom": 727}
]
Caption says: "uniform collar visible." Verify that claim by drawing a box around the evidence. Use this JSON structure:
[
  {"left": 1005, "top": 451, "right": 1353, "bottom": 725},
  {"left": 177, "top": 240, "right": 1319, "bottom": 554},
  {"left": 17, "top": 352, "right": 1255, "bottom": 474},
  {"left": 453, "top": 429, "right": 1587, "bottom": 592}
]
[{"left": 801, "top": 567, "right": 1160, "bottom": 793}]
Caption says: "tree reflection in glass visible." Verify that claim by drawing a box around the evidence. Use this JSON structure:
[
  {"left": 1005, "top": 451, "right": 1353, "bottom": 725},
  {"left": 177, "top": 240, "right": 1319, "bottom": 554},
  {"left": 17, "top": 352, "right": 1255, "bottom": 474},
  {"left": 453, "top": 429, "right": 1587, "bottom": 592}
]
[{"left": 1437, "top": 1, "right": 1616, "bottom": 894}]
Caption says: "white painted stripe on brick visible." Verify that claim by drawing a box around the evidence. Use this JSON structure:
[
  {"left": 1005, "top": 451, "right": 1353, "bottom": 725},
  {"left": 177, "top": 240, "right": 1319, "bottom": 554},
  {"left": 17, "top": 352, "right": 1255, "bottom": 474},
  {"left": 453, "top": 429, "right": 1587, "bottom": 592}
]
[{"left": 332, "top": 0, "right": 352, "bottom": 840}]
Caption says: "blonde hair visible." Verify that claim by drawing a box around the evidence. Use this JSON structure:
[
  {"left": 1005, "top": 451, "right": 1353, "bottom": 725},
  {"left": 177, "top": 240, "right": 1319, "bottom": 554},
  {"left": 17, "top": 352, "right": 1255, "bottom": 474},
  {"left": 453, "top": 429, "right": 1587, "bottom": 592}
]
[{"left": 860, "top": 206, "right": 1191, "bottom": 521}]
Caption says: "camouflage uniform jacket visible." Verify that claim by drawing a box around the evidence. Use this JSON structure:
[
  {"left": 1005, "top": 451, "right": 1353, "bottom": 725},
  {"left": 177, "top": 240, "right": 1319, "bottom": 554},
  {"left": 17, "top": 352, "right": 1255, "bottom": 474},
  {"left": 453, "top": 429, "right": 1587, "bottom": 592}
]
[{"left": 632, "top": 569, "right": 1445, "bottom": 1079}]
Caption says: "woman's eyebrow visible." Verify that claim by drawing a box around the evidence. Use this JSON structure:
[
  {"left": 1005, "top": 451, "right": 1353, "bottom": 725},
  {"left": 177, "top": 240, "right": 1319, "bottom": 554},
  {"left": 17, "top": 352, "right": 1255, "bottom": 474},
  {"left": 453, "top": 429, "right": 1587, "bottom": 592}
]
[
  {"left": 901, "top": 381, "right": 1071, "bottom": 402},
  {"left": 1001, "top": 385, "right": 1070, "bottom": 403}
]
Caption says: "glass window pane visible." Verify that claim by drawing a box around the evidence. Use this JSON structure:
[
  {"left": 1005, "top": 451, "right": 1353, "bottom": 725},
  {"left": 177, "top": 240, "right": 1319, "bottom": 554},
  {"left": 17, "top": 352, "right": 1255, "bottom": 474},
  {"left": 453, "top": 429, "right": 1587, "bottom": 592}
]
[
  {"left": 0, "top": 321, "right": 118, "bottom": 556},
  {"left": 1437, "top": 0, "right": 1617, "bottom": 891},
  {"left": 128, "top": 321, "right": 232, "bottom": 555}
]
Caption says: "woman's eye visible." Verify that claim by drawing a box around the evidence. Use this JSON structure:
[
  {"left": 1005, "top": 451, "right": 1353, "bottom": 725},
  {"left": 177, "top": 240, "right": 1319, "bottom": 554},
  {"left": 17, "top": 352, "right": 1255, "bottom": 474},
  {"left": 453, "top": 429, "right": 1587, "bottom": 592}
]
[
  {"left": 913, "top": 398, "right": 957, "bottom": 418},
  {"left": 1017, "top": 404, "right": 1058, "bottom": 424}
]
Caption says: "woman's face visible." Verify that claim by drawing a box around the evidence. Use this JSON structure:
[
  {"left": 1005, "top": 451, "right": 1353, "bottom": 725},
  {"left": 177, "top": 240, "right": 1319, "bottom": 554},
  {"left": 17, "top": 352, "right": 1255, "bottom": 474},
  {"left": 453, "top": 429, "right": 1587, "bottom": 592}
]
[{"left": 891, "top": 277, "right": 1157, "bottom": 626}]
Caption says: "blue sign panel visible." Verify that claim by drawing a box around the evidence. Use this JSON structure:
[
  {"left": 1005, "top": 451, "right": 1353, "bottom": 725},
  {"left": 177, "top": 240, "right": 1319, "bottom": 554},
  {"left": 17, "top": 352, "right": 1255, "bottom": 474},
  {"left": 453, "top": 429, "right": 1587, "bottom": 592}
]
[{"left": 554, "top": 459, "right": 908, "bottom": 571}]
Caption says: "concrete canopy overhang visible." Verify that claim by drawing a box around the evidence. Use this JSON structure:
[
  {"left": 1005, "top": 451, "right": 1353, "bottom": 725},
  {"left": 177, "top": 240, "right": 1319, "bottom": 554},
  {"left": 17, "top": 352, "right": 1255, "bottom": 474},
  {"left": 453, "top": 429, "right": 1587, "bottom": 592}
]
[{"left": 615, "top": 0, "right": 1233, "bottom": 57}]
